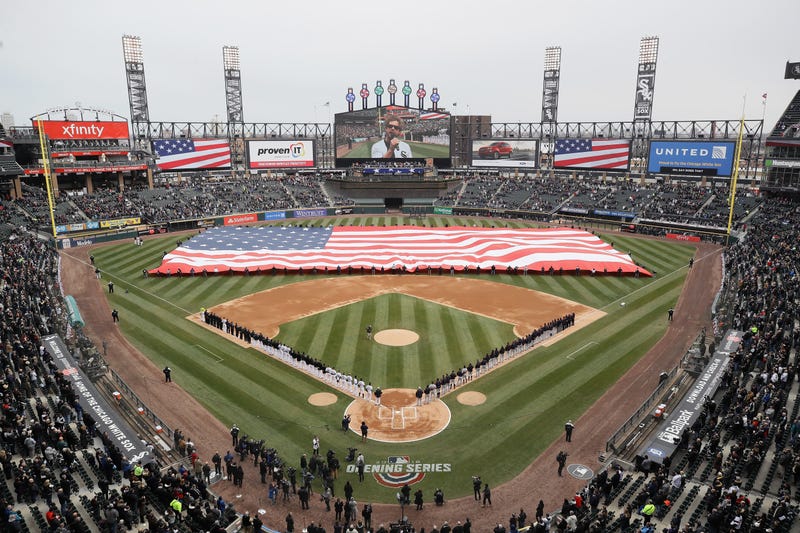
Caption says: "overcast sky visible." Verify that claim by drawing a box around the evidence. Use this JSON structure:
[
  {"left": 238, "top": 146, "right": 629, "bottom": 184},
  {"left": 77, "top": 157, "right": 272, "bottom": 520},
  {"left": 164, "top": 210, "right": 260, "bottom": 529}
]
[{"left": 1, "top": 0, "right": 798, "bottom": 131}]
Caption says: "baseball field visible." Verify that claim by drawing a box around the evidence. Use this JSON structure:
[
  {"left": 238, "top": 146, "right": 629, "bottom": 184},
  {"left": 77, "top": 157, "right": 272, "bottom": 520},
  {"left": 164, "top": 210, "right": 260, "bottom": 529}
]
[{"left": 77, "top": 215, "right": 694, "bottom": 504}]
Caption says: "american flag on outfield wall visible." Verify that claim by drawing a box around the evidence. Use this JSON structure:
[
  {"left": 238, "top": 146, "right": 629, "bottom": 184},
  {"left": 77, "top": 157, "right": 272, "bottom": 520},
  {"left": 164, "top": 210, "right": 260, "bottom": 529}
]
[
  {"left": 149, "top": 226, "right": 650, "bottom": 276},
  {"left": 554, "top": 138, "right": 630, "bottom": 170},
  {"left": 151, "top": 138, "right": 231, "bottom": 170}
]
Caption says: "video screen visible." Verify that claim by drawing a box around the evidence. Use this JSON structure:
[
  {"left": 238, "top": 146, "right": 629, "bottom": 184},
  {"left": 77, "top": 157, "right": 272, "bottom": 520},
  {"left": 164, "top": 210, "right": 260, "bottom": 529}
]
[
  {"left": 152, "top": 138, "right": 231, "bottom": 171},
  {"left": 471, "top": 139, "right": 539, "bottom": 168},
  {"left": 335, "top": 106, "right": 450, "bottom": 161},
  {"left": 554, "top": 138, "right": 631, "bottom": 171},
  {"left": 647, "top": 140, "right": 736, "bottom": 177}
]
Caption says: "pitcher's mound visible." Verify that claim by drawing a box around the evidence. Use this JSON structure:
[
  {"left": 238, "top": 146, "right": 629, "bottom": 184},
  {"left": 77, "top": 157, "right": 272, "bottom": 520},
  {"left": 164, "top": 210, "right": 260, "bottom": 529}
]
[
  {"left": 345, "top": 388, "right": 450, "bottom": 442},
  {"left": 457, "top": 391, "right": 487, "bottom": 406},
  {"left": 308, "top": 392, "right": 338, "bottom": 406},
  {"left": 374, "top": 329, "right": 420, "bottom": 346}
]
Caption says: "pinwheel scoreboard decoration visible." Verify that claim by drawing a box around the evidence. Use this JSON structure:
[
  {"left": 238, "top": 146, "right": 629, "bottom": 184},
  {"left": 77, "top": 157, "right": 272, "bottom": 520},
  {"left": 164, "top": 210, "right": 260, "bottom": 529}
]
[
  {"left": 416, "top": 83, "right": 426, "bottom": 110},
  {"left": 430, "top": 88, "right": 440, "bottom": 111},
  {"left": 388, "top": 79, "right": 398, "bottom": 105},
  {"left": 374, "top": 81, "right": 384, "bottom": 107},
  {"left": 345, "top": 87, "right": 356, "bottom": 112},
  {"left": 360, "top": 84, "right": 370, "bottom": 110},
  {"left": 402, "top": 80, "right": 412, "bottom": 107}
]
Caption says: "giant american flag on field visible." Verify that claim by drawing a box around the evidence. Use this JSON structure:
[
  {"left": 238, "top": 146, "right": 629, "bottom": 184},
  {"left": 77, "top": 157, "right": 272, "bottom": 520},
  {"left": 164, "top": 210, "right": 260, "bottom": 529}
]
[
  {"left": 554, "top": 138, "right": 631, "bottom": 170},
  {"left": 151, "top": 138, "right": 231, "bottom": 170},
  {"left": 149, "top": 225, "right": 650, "bottom": 276}
]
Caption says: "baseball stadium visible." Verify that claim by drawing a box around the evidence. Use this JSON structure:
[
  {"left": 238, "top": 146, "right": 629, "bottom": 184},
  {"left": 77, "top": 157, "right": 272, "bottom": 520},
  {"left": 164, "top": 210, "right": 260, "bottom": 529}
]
[{"left": 1, "top": 33, "right": 800, "bottom": 533}]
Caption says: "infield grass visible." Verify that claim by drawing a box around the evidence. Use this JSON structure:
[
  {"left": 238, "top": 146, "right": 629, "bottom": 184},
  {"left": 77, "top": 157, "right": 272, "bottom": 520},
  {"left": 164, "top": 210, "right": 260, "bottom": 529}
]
[
  {"left": 88, "top": 216, "right": 695, "bottom": 502},
  {"left": 277, "top": 293, "right": 516, "bottom": 389}
]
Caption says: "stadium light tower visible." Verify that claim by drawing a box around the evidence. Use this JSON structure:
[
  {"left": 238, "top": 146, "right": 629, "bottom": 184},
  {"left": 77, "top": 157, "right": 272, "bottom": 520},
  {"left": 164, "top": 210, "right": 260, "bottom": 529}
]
[
  {"left": 632, "top": 36, "right": 659, "bottom": 127},
  {"left": 631, "top": 36, "right": 659, "bottom": 177},
  {"left": 541, "top": 46, "right": 561, "bottom": 127},
  {"left": 122, "top": 35, "right": 151, "bottom": 146},
  {"left": 223, "top": 45, "right": 245, "bottom": 173},
  {"left": 541, "top": 46, "right": 562, "bottom": 170}
]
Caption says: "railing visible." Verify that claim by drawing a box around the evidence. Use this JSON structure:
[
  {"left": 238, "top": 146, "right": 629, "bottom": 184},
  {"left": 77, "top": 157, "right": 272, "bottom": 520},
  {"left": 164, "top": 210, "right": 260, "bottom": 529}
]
[
  {"left": 108, "top": 367, "right": 174, "bottom": 442},
  {"left": 604, "top": 364, "right": 678, "bottom": 454}
]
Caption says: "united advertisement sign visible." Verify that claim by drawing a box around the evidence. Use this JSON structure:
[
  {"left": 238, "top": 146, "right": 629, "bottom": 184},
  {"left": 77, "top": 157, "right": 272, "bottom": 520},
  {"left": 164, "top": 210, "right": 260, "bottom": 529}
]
[
  {"left": 247, "top": 140, "right": 316, "bottom": 169},
  {"left": 34, "top": 120, "right": 130, "bottom": 140},
  {"left": 647, "top": 141, "right": 736, "bottom": 177}
]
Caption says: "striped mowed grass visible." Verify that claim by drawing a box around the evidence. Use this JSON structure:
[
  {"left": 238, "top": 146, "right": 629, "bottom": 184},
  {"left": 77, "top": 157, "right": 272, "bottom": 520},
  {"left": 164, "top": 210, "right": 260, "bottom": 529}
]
[{"left": 89, "top": 216, "right": 694, "bottom": 501}]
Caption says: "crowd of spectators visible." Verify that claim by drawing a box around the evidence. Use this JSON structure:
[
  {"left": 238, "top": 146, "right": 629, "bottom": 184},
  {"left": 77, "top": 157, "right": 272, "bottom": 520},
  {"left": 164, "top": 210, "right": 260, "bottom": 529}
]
[{"left": 3, "top": 172, "right": 767, "bottom": 238}]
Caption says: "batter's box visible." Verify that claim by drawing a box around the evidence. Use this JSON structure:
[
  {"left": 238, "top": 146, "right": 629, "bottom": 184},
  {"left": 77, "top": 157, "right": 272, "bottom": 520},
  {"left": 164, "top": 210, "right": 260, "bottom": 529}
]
[
  {"left": 402, "top": 406, "right": 418, "bottom": 420},
  {"left": 377, "top": 406, "right": 394, "bottom": 420}
]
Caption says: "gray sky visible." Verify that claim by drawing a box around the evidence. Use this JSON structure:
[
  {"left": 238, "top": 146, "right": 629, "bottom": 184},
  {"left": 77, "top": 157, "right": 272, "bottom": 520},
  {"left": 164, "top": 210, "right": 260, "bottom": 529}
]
[{"left": 1, "top": 0, "right": 798, "bottom": 131}]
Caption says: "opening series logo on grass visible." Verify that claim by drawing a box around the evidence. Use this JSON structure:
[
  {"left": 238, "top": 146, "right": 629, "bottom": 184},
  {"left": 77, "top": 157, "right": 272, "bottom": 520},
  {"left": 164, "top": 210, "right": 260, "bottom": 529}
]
[{"left": 345, "top": 456, "right": 452, "bottom": 487}]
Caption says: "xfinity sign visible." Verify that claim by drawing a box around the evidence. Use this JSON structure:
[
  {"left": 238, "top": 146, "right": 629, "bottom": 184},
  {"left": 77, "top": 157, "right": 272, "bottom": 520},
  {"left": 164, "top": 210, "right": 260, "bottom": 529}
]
[
  {"left": 34, "top": 120, "right": 130, "bottom": 140},
  {"left": 248, "top": 140, "right": 315, "bottom": 169}
]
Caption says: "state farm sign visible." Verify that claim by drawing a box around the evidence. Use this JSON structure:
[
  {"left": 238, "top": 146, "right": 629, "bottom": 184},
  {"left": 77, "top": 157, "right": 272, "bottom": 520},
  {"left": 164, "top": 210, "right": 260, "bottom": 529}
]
[{"left": 34, "top": 120, "right": 130, "bottom": 140}]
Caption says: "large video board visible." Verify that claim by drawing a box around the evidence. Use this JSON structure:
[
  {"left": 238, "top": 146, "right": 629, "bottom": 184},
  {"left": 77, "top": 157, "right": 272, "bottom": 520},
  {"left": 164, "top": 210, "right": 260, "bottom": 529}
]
[
  {"left": 470, "top": 139, "right": 539, "bottom": 168},
  {"left": 335, "top": 106, "right": 450, "bottom": 162},
  {"left": 34, "top": 120, "right": 130, "bottom": 140},
  {"left": 647, "top": 141, "right": 736, "bottom": 177},
  {"left": 554, "top": 138, "right": 631, "bottom": 171},
  {"left": 247, "top": 140, "right": 315, "bottom": 169},
  {"left": 152, "top": 138, "right": 231, "bottom": 170}
]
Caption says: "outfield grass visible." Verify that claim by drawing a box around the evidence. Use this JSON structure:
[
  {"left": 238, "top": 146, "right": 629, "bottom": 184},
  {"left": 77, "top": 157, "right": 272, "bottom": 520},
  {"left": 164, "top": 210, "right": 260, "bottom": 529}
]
[{"left": 90, "top": 216, "right": 694, "bottom": 501}]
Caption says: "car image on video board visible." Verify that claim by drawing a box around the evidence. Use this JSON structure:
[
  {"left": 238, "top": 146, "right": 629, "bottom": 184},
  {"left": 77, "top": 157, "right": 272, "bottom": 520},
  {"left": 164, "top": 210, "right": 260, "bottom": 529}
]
[{"left": 477, "top": 141, "right": 513, "bottom": 159}]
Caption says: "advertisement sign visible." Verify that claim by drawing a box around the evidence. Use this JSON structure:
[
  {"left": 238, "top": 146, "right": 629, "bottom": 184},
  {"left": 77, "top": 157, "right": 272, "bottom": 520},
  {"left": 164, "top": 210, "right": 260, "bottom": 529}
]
[
  {"left": 471, "top": 139, "right": 539, "bottom": 168},
  {"left": 593, "top": 209, "right": 636, "bottom": 219},
  {"left": 433, "top": 207, "right": 453, "bottom": 215},
  {"left": 541, "top": 69, "right": 560, "bottom": 122},
  {"left": 43, "top": 334, "right": 153, "bottom": 464},
  {"left": 224, "top": 213, "right": 258, "bottom": 226},
  {"left": 666, "top": 233, "right": 701, "bottom": 243},
  {"left": 34, "top": 120, "right": 130, "bottom": 140},
  {"left": 100, "top": 217, "right": 141, "bottom": 229},
  {"left": 637, "top": 330, "right": 740, "bottom": 463},
  {"left": 647, "top": 141, "right": 736, "bottom": 177},
  {"left": 633, "top": 62, "right": 657, "bottom": 120},
  {"left": 335, "top": 106, "right": 450, "bottom": 160},
  {"left": 55, "top": 221, "right": 101, "bottom": 234},
  {"left": 263, "top": 212, "right": 287, "bottom": 221},
  {"left": 294, "top": 209, "right": 327, "bottom": 218},
  {"left": 247, "top": 140, "right": 315, "bottom": 169},
  {"left": 766, "top": 159, "right": 800, "bottom": 168},
  {"left": 24, "top": 164, "right": 147, "bottom": 175}
]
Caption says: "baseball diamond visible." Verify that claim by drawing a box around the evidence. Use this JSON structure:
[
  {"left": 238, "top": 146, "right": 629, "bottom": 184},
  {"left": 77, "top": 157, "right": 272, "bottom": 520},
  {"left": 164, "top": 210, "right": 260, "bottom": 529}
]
[{"left": 59, "top": 211, "right": 733, "bottom": 532}]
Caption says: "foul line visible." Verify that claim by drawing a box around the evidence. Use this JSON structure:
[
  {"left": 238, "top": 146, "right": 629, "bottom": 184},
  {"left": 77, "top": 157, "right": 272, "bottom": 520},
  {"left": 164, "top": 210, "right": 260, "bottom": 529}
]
[
  {"left": 194, "top": 344, "right": 224, "bottom": 363},
  {"left": 601, "top": 247, "right": 720, "bottom": 311},
  {"left": 566, "top": 341, "right": 598, "bottom": 360},
  {"left": 69, "top": 255, "right": 194, "bottom": 316}
]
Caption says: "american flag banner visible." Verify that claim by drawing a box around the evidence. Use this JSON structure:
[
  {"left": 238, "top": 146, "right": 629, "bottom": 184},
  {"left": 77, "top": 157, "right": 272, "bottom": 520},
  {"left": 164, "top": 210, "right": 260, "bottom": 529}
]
[
  {"left": 152, "top": 138, "right": 231, "bottom": 170},
  {"left": 150, "top": 226, "right": 650, "bottom": 276},
  {"left": 419, "top": 112, "right": 449, "bottom": 120},
  {"left": 554, "top": 138, "right": 630, "bottom": 170}
]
